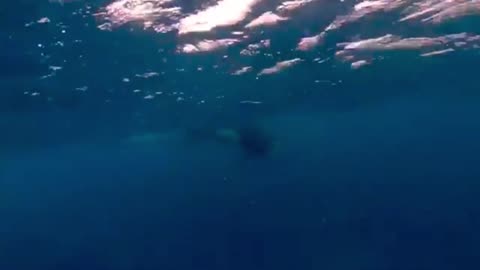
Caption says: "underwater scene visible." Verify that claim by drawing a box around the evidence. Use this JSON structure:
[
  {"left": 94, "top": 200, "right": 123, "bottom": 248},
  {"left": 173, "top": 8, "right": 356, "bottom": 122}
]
[{"left": 2, "top": 0, "right": 480, "bottom": 269}]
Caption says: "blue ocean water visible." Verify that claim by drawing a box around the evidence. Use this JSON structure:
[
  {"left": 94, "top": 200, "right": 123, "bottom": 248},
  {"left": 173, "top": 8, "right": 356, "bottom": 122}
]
[{"left": 2, "top": 0, "right": 480, "bottom": 269}]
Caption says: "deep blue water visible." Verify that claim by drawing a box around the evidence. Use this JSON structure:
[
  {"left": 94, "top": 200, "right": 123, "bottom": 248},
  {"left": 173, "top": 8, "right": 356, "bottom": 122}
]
[{"left": 2, "top": 1, "right": 480, "bottom": 269}]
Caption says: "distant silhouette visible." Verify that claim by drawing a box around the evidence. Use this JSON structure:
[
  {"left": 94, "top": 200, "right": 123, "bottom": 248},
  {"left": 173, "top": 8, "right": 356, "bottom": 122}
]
[{"left": 236, "top": 126, "right": 273, "bottom": 157}]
